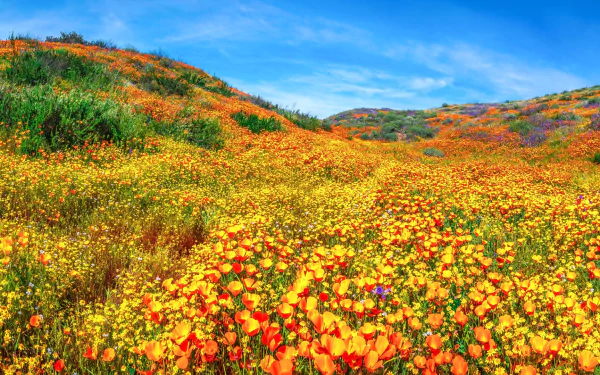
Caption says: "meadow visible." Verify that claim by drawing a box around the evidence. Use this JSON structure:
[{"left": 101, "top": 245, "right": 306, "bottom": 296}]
[{"left": 1, "top": 35, "right": 600, "bottom": 375}]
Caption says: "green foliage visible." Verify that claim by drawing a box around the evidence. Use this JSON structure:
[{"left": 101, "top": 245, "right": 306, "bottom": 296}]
[
  {"left": 4, "top": 47, "right": 120, "bottom": 88},
  {"left": 592, "top": 151, "right": 600, "bottom": 165},
  {"left": 8, "top": 32, "right": 40, "bottom": 43},
  {"left": 508, "top": 120, "right": 534, "bottom": 136},
  {"left": 139, "top": 67, "right": 191, "bottom": 97},
  {"left": 423, "top": 147, "right": 445, "bottom": 158},
  {"left": 381, "top": 132, "right": 398, "bottom": 141},
  {"left": 586, "top": 97, "right": 600, "bottom": 105},
  {"left": 404, "top": 124, "right": 437, "bottom": 139},
  {"left": 278, "top": 109, "right": 325, "bottom": 131},
  {"left": 46, "top": 31, "right": 86, "bottom": 45},
  {"left": 180, "top": 71, "right": 235, "bottom": 97},
  {"left": 231, "top": 111, "right": 282, "bottom": 133},
  {"left": 359, "top": 132, "right": 371, "bottom": 140},
  {"left": 154, "top": 117, "right": 224, "bottom": 150},
  {"left": 0, "top": 85, "right": 148, "bottom": 154},
  {"left": 244, "top": 95, "right": 331, "bottom": 131}
]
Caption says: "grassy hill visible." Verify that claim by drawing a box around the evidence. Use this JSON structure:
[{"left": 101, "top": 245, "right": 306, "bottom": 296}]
[
  {"left": 327, "top": 89, "right": 600, "bottom": 158},
  {"left": 0, "top": 34, "right": 600, "bottom": 375}
]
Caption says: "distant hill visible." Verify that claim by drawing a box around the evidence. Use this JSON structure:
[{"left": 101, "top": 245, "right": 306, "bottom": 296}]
[{"left": 326, "top": 88, "right": 600, "bottom": 148}]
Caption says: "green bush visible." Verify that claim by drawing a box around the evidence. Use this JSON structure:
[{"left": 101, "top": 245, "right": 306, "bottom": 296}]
[
  {"left": 244, "top": 95, "right": 330, "bottom": 131},
  {"left": 231, "top": 111, "right": 282, "bottom": 133},
  {"left": 4, "top": 47, "right": 120, "bottom": 88},
  {"left": 423, "top": 147, "right": 445, "bottom": 157},
  {"left": 0, "top": 85, "right": 148, "bottom": 154},
  {"left": 359, "top": 132, "right": 371, "bottom": 140},
  {"left": 45, "top": 31, "right": 86, "bottom": 44},
  {"left": 381, "top": 132, "right": 398, "bottom": 141},
  {"left": 45, "top": 31, "right": 116, "bottom": 50},
  {"left": 139, "top": 68, "right": 191, "bottom": 97},
  {"left": 404, "top": 124, "right": 437, "bottom": 139},
  {"left": 508, "top": 120, "right": 534, "bottom": 135},
  {"left": 180, "top": 71, "right": 235, "bottom": 97},
  {"left": 155, "top": 117, "right": 224, "bottom": 150},
  {"left": 592, "top": 151, "right": 600, "bottom": 165}
]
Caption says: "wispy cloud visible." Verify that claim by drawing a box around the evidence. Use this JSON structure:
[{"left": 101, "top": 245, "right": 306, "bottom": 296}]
[
  {"left": 226, "top": 64, "right": 452, "bottom": 118},
  {"left": 384, "top": 42, "right": 588, "bottom": 99},
  {"left": 161, "top": 0, "right": 373, "bottom": 50}
]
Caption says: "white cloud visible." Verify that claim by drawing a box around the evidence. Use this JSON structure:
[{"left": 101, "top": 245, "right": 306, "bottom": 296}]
[
  {"left": 385, "top": 42, "right": 587, "bottom": 99},
  {"left": 407, "top": 77, "right": 452, "bottom": 91},
  {"left": 225, "top": 63, "right": 451, "bottom": 118}
]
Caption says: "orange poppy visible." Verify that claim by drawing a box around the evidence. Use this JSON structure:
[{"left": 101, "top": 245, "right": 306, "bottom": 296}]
[
  {"left": 314, "top": 354, "right": 335, "bottom": 375},
  {"left": 176, "top": 356, "right": 189, "bottom": 370},
  {"left": 520, "top": 365, "right": 536, "bottom": 375},
  {"left": 414, "top": 355, "right": 427, "bottom": 369},
  {"left": 548, "top": 339, "right": 562, "bottom": 356},
  {"left": 474, "top": 326, "right": 491, "bottom": 344},
  {"left": 451, "top": 355, "right": 468, "bottom": 375},
  {"left": 468, "top": 344, "right": 482, "bottom": 359},
  {"left": 364, "top": 350, "right": 383, "bottom": 372},
  {"left": 242, "top": 317, "right": 260, "bottom": 336},
  {"left": 29, "top": 315, "right": 41, "bottom": 328},
  {"left": 102, "top": 348, "right": 115, "bottom": 362},
  {"left": 427, "top": 313, "right": 444, "bottom": 329},
  {"left": 277, "top": 303, "right": 293, "bottom": 319},
  {"left": 145, "top": 341, "right": 164, "bottom": 362},
  {"left": 579, "top": 350, "right": 599, "bottom": 372},
  {"left": 530, "top": 336, "right": 548, "bottom": 355},
  {"left": 523, "top": 301, "right": 536, "bottom": 315},
  {"left": 426, "top": 334, "right": 442, "bottom": 353},
  {"left": 454, "top": 310, "right": 468, "bottom": 327},
  {"left": 224, "top": 331, "right": 237, "bottom": 345}
]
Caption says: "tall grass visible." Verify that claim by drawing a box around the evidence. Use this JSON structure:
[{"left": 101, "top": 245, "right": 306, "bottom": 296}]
[{"left": 231, "top": 111, "right": 282, "bottom": 133}]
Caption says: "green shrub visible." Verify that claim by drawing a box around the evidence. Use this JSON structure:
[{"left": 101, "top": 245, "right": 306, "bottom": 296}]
[
  {"left": 592, "top": 151, "right": 600, "bottom": 165},
  {"left": 244, "top": 94, "right": 330, "bottom": 131},
  {"left": 404, "top": 124, "right": 437, "bottom": 139},
  {"left": 508, "top": 120, "right": 534, "bottom": 135},
  {"left": 180, "top": 71, "right": 235, "bottom": 97},
  {"left": 381, "top": 132, "right": 398, "bottom": 141},
  {"left": 4, "top": 47, "right": 120, "bottom": 88},
  {"left": 155, "top": 117, "right": 224, "bottom": 150},
  {"left": 139, "top": 67, "right": 191, "bottom": 97},
  {"left": 45, "top": 31, "right": 86, "bottom": 44},
  {"left": 586, "top": 97, "right": 600, "bottom": 105},
  {"left": 231, "top": 111, "right": 282, "bottom": 133},
  {"left": 0, "top": 85, "right": 148, "bottom": 154},
  {"left": 423, "top": 147, "right": 445, "bottom": 157},
  {"left": 359, "top": 132, "right": 371, "bottom": 140},
  {"left": 278, "top": 109, "right": 323, "bottom": 131}
]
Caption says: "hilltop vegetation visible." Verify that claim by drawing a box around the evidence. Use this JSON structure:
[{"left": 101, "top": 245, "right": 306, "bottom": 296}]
[
  {"left": 328, "top": 90, "right": 600, "bottom": 158},
  {"left": 0, "top": 32, "right": 600, "bottom": 375}
]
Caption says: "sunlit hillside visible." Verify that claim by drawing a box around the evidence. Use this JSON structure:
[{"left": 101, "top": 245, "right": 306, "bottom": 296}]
[{"left": 0, "top": 35, "right": 600, "bottom": 375}]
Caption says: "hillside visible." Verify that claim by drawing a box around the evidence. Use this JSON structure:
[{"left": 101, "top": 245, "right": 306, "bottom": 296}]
[
  {"left": 327, "top": 89, "right": 600, "bottom": 158},
  {"left": 0, "top": 36, "right": 600, "bottom": 375}
]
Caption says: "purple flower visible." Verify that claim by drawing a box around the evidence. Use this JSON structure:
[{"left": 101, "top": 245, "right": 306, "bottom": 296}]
[{"left": 373, "top": 286, "right": 391, "bottom": 300}]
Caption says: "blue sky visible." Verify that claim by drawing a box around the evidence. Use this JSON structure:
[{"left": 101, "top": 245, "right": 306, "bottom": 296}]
[{"left": 1, "top": 0, "right": 599, "bottom": 118}]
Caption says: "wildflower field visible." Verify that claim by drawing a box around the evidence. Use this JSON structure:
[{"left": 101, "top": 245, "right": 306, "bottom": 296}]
[{"left": 1, "top": 37, "right": 600, "bottom": 375}]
